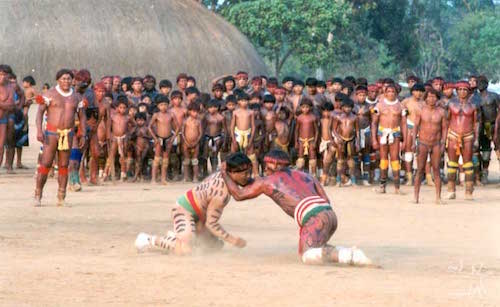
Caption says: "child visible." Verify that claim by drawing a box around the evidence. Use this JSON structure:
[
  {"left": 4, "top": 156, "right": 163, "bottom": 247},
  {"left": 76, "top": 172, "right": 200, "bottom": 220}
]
[
  {"left": 133, "top": 112, "right": 152, "bottom": 182},
  {"left": 182, "top": 102, "right": 202, "bottom": 182},
  {"left": 332, "top": 98, "right": 359, "bottom": 186},
  {"left": 106, "top": 96, "right": 135, "bottom": 182},
  {"left": 159, "top": 79, "right": 172, "bottom": 96},
  {"left": 273, "top": 107, "right": 291, "bottom": 153},
  {"left": 250, "top": 103, "right": 264, "bottom": 175},
  {"left": 169, "top": 90, "right": 186, "bottom": 180},
  {"left": 149, "top": 95, "right": 178, "bottom": 184},
  {"left": 220, "top": 95, "right": 236, "bottom": 162},
  {"left": 295, "top": 98, "right": 318, "bottom": 176},
  {"left": 230, "top": 92, "right": 258, "bottom": 175},
  {"left": 204, "top": 99, "right": 224, "bottom": 173},
  {"left": 319, "top": 102, "right": 335, "bottom": 185},
  {"left": 262, "top": 94, "right": 277, "bottom": 153}
]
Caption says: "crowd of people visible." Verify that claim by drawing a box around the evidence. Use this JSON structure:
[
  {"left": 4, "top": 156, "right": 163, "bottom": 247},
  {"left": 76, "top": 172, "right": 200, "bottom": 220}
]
[{"left": 0, "top": 65, "right": 498, "bottom": 206}]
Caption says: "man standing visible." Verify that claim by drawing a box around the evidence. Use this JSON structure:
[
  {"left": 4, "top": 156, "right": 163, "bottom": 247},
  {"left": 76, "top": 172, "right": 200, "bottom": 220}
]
[
  {"left": 412, "top": 89, "right": 447, "bottom": 204},
  {"left": 0, "top": 65, "right": 17, "bottom": 174},
  {"left": 446, "top": 81, "right": 478, "bottom": 200},
  {"left": 371, "top": 85, "right": 407, "bottom": 194},
  {"left": 34, "top": 69, "right": 87, "bottom": 206},
  {"left": 476, "top": 76, "right": 499, "bottom": 184}
]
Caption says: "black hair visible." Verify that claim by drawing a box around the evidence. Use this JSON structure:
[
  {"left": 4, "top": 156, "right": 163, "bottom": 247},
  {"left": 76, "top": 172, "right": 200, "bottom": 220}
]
[
  {"left": 322, "top": 101, "right": 334, "bottom": 111},
  {"left": 332, "top": 77, "right": 343, "bottom": 84},
  {"left": 345, "top": 76, "right": 356, "bottom": 85},
  {"left": 424, "top": 88, "right": 441, "bottom": 100},
  {"left": 185, "top": 86, "right": 200, "bottom": 96},
  {"left": 42, "top": 83, "right": 50, "bottom": 89},
  {"left": 207, "top": 99, "right": 219, "bottom": 109},
  {"left": 264, "top": 149, "right": 291, "bottom": 166},
  {"left": 0, "top": 64, "right": 13, "bottom": 74},
  {"left": 342, "top": 81, "right": 354, "bottom": 95},
  {"left": 155, "top": 94, "right": 169, "bottom": 105},
  {"left": 23, "top": 75, "right": 36, "bottom": 86},
  {"left": 222, "top": 76, "right": 235, "bottom": 91},
  {"left": 305, "top": 77, "right": 317, "bottom": 86},
  {"left": 342, "top": 98, "right": 354, "bottom": 108},
  {"left": 159, "top": 79, "right": 172, "bottom": 89},
  {"left": 135, "top": 112, "right": 147, "bottom": 121},
  {"left": 411, "top": 83, "right": 426, "bottom": 93},
  {"left": 278, "top": 106, "right": 290, "bottom": 119},
  {"left": 250, "top": 92, "right": 262, "bottom": 100},
  {"left": 121, "top": 76, "right": 132, "bottom": 92},
  {"left": 226, "top": 95, "right": 237, "bottom": 104},
  {"left": 293, "top": 80, "right": 305, "bottom": 87},
  {"left": 267, "top": 77, "right": 279, "bottom": 86},
  {"left": 187, "top": 76, "right": 196, "bottom": 84},
  {"left": 55, "top": 68, "right": 74, "bottom": 80},
  {"left": 282, "top": 76, "right": 294, "bottom": 84},
  {"left": 406, "top": 75, "right": 420, "bottom": 83},
  {"left": 316, "top": 80, "right": 326, "bottom": 88},
  {"left": 356, "top": 85, "right": 368, "bottom": 93},
  {"left": 356, "top": 77, "right": 368, "bottom": 87},
  {"left": 383, "top": 78, "right": 395, "bottom": 85},
  {"left": 335, "top": 92, "right": 348, "bottom": 102},
  {"left": 212, "top": 83, "right": 224, "bottom": 91},
  {"left": 187, "top": 101, "right": 200, "bottom": 111},
  {"left": 200, "top": 93, "right": 211, "bottom": 106},
  {"left": 170, "top": 90, "right": 183, "bottom": 99},
  {"left": 117, "top": 95, "right": 128, "bottom": 107},
  {"left": 300, "top": 97, "right": 313, "bottom": 107},
  {"left": 263, "top": 94, "right": 276, "bottom": 104},
  {"left": 225, "top": 152, "right": 252, "bottom": 172},
  {"left": 143, "top": 74, "right": 156, "bottom": 84},
  {"left": 249, "top": 103, "right": 261, "bottom": 111},
  {"left": 237, "top": 92, "right": 250, "bottom": 101}
]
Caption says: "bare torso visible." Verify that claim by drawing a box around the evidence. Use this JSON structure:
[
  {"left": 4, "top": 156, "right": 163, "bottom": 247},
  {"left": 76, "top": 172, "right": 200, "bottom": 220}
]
[{"left": 448, "top": 98, "right": 476, "bottom": 134}]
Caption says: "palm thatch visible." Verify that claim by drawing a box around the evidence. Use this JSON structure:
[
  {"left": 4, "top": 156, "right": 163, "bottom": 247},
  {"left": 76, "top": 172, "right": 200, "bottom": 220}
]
[{"left": 0, "top": 0, "right": 267, "bottom": 90}]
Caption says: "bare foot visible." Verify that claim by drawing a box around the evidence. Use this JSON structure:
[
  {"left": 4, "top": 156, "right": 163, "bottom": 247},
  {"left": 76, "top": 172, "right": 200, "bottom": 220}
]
[
  {"left": 465, "top": 193, "right": 474, "bottom": 201},
  {"left": 435, "top": 199, "right": 446, "bottom": 205},
  {"left": 373, "top": 187, "right": 386, "bottom": 194},
  {"left": 16, "top": 164, "right": 28, "bottom": 169},
  {"left": 394, "top": 189, "right": 406, "bottom": 195},
  {"left": 161, "top": 180, "right": 168, "bottom": 186},
  {"left": 56, "top": 198, "right": 65, "bottom": 207},
  {"left": 6, "top": 168, "right": 15, "bottom": 174},
  {"left": 33, "top": 198, "right": 42, "bottom": 207}
]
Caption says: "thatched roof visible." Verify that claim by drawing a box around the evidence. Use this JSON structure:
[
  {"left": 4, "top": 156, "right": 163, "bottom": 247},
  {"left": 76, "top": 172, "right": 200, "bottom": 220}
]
[{"left": 0, "top": 0, "right": 267, "bottom": 90}]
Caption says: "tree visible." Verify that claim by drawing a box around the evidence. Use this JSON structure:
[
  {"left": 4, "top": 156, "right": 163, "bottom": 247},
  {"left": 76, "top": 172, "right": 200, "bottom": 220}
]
[
  {"left": 448, "top": 11, "right": 500, "bottom": 81},
  {"left": 221, "top": 0, "right": 351, "bottom": 77}
]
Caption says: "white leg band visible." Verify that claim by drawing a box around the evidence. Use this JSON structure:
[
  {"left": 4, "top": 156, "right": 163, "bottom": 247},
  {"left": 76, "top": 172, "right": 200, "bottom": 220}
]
[
  {"left": 301, "top": 248, "right": 323, "bottom": 264},
  {"left": 404, "top": 152, "right": 413, "bottom": 162},
  {"left": 335, "top": 246, "right": 353, "bottom": 264}
]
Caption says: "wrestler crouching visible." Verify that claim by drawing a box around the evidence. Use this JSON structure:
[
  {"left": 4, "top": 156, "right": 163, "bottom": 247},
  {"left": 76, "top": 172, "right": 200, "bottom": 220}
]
[
  {"left": 134, "top": 153, "right": 250, "bottom": 255},
  {"left": 221, "top": 150, "right": 373, "bottom": 266}
]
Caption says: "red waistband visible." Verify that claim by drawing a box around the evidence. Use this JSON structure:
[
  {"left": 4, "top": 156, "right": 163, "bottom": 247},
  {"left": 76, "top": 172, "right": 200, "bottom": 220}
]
[
  {"left": 46, "top": 123, "right": 57, "bottom": 132},
  {"left": 186, "top": 190, "right": 204, "bottom": 222}
]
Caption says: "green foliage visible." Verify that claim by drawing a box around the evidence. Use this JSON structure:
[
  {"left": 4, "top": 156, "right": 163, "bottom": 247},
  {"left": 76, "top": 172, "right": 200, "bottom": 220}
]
[
  {"left": 221, "top": 0, "right": 351, "bottom": 77},
  {"left": 449, "top": 11, "right": 500, "bottom": 81},
  {"left": 202, "top": 0, "right": 499, "bottom": 82}
]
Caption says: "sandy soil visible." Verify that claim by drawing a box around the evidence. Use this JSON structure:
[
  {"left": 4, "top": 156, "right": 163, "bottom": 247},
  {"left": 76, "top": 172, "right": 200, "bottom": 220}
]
[{"left": 0, "top": 111, "right": 499, "bottom": 306}]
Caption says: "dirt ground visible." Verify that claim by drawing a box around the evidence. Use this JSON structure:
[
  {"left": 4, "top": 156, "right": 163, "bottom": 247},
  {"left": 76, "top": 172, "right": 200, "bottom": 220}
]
[{"left": 0, "top": 112, "right": 499, "bottom": 307}]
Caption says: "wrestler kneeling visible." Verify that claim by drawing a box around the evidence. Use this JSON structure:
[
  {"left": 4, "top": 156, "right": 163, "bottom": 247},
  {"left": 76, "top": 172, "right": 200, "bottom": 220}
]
[
  {"left": 221, "top": 150, "right": 373, "bottom": 266},
  {"left": 135, "top": 153, "right": 251, "bottom": 255}
]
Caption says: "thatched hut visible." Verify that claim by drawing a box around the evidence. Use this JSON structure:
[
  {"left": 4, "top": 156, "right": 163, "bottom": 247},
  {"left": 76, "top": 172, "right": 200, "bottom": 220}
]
[{"left": 0, "top": 0, "right": 267, "bottom": 90}]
